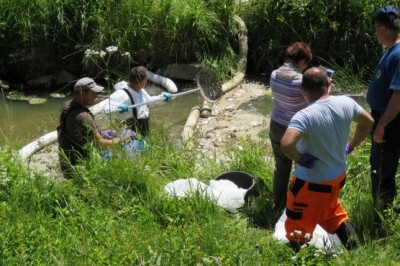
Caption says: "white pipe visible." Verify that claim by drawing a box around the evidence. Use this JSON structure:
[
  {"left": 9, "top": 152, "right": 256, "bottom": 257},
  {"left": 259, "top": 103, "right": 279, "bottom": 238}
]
[
  {"left": 182, "top": 106, "right": 201, "bottom": 141},
  {"left": 147, "top": 70, "right": 178, "bottom": 93},
  {"left": 18, "top": 131, "right": 58, "bottom": 159}
]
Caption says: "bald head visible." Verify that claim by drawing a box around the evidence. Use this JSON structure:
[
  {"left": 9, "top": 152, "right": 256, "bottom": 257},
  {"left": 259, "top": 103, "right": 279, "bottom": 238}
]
[
  {"left": 301, "top": 67, "right": 330, "bottom": 102},
  {"left": 302, "top": 67, "right": 328, "bottom": 92}
]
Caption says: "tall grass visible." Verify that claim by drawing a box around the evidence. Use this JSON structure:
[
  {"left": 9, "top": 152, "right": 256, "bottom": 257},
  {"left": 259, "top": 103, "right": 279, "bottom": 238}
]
[
  {"left": 2, "top": 0, "right": 398, "bottom": 91},
  {"left": 239, "top": 0, "right": 399, "bottom": 76},
  {"left": 1, "top": 123, "right": 400, "bottom": 264},
  {"left": 0, "top": 0, "right": 239, "bottom": 83}
]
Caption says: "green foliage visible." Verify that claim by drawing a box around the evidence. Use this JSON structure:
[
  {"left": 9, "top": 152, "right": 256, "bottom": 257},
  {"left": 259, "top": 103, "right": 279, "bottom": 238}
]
[
  {"left": 2, "top": 0, "right": 399, "bottom": 89},
  {"left": 239, "top": 0, "right": 399, "bottom": 76},
  {"left": 0, "top": 0, "right": 239, "bottom": 81},
  {"left": 1, "top": 127, "right": 400, "bottom": 264}
]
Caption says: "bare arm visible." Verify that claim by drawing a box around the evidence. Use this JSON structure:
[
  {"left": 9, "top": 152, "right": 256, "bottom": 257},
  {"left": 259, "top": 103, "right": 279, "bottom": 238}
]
[
  {"left": 280, "top": 128, "right": 303, "bottom": 162},
  {"left": 373, "top": 90, "right": 400, "bottom": 143},
  {"left": 94, "top": 132, "right": 121, "bottom": 146},
  {"left": 348, "top": 109, "right": 374, "bottom": 148}
]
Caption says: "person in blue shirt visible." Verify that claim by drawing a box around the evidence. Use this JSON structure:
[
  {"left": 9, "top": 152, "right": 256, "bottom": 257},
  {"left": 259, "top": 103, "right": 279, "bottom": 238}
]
[
  {"left": 367, "top": 5, "right": 400, "bottom": 212},
  {"left": 281, "top": 67, "right": 373, "bottom": 250}
]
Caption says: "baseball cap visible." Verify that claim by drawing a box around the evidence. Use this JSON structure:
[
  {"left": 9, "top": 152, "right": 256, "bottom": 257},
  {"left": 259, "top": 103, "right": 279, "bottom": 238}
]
[
  {"left": 374, "top": 5, "right": 399, "bottom": 23},
  {"left": 74, "top": 77, "right": 104, "bottom": 92}
]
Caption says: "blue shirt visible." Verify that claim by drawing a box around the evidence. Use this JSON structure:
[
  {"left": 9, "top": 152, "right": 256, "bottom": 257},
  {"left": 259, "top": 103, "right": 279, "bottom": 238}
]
[
  {"left": 367, "top": 43, "right": 400, "bottom": 112},
  {"left": 288, "top": 96, "right": 363, "bottom": 182}
]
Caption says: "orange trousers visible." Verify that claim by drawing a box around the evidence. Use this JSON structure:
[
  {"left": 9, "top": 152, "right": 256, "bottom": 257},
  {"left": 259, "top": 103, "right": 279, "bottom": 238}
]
[{"left": 285, "top": 172, "right": 349, "bottom": 243}]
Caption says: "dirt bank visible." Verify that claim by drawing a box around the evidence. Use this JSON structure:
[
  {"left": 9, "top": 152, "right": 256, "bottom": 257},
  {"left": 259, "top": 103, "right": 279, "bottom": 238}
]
[{"left": 195, "top": 76, "right": 270, "bottom": 161}]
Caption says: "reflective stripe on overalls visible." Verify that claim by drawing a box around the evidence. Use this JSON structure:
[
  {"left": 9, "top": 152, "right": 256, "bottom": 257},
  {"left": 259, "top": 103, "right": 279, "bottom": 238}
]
[{"left": 285, "top": 172, "right": 349, "bottom": 243}]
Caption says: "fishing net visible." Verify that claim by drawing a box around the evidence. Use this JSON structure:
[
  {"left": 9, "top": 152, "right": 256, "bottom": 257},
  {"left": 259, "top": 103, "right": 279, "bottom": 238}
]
[{"left": 196, "top": 68, "right": 224, "bottom": 102}]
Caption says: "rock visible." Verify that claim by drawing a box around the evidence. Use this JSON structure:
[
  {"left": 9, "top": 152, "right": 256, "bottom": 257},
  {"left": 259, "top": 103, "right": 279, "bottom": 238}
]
[
  {"left": 162, "top": 63, "right": 201, "bottom": 80},
  {"left": 0, "top": 79, "right": 10, "bottom": 90},
  {"left": 53, "top": 69, "right": 76, "bottom": 87}
]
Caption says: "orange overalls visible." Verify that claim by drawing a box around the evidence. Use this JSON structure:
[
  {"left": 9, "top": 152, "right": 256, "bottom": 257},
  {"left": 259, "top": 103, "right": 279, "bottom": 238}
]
[{"left": 285, "top": 172, "right": 349, "bottom": 243}]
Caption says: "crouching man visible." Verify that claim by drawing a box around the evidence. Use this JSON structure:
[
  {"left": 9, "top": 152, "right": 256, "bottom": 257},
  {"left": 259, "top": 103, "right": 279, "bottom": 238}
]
[{"left": 281, "top": 67, "right": 374, "bottom": 250}]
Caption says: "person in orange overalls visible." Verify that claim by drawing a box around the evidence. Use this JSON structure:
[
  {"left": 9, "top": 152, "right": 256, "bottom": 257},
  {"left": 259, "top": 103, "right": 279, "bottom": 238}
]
[{"left": 281, "top": 67, "right": 374, "bottom": 250}]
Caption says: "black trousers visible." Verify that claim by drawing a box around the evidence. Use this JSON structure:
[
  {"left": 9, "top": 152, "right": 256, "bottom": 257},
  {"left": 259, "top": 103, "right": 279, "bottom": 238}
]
[
  {"left": 269, "top": 119, "right": 293, "bottom": 211},
  {"left": 370, "top": 110, "right": 400, "bottom": 206}
]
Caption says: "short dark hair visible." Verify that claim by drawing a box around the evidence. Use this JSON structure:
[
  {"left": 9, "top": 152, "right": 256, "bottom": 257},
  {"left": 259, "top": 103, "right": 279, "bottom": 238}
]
[
  {"left": 129, "top": 66, "right": 148, "bottom": 84},
  {"left": 301, "top": 67, "right": 327, "bottom": 94},
  {"left": 285, "top": 42, "right": 313, "bottom": 65}
]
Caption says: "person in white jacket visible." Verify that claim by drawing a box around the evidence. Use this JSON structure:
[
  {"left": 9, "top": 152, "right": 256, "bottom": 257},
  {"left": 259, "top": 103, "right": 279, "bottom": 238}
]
[{"left": 102, "top": 66, "right": 172, "bottom": 136}]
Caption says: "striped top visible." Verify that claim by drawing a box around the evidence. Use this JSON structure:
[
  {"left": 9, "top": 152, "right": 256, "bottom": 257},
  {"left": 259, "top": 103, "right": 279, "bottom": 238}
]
[{"left": 270, "top": 63, "right": 307, "bottom": 126}]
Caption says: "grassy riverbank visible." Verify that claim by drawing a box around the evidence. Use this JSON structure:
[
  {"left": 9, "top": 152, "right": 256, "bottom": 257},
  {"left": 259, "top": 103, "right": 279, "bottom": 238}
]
[{"left": 1, "top": 126, "right": 399, "bottom": 264}]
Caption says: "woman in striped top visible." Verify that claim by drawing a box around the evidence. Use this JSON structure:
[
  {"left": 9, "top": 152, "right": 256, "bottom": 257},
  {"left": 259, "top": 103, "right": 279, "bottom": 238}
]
[{"left": 269, "top": 42, "right": 313, "bottom": 214}]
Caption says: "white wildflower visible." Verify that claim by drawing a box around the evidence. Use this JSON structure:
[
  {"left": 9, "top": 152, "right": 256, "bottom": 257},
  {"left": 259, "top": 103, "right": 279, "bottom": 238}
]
[
  {"left": 106, "top": 46, "right": 118, "bottom": 53},
  {"left": 122, "top": 52, "right": 131, "bottom": 57},
  {"left": 100, "top": 51, "right": 106, "bottom": 58},
  {"left": 84, "top": 49, "right": 94, "bottom": 56}
]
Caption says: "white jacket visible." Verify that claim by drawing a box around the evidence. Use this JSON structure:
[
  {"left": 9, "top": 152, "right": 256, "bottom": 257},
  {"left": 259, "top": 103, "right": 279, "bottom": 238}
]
[{"left": 101, "top": 81, "right": 165, "bottom": 120}]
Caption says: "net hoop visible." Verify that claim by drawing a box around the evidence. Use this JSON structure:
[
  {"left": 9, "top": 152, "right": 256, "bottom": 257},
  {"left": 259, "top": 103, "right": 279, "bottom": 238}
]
[{"left": 196, "top": 68, "right": 224, "bottom": 102}]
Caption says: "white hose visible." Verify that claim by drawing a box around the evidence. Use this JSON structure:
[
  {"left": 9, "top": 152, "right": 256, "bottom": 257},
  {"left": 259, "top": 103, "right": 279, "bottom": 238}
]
[
  {"left": 146, "top": 70, "right": 178, "bottom": 93},
  {"left": 18, "top": 131, "right": 58, "bottom": 159}
]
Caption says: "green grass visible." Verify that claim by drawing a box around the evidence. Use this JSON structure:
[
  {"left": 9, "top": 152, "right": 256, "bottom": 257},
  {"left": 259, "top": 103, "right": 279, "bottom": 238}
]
[{"left": 1, "top": 123, "right": 400, "bottom": 264}]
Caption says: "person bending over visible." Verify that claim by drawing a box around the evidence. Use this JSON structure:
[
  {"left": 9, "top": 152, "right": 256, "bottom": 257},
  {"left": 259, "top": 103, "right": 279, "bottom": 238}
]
[{"left": 281, "top": 67, "right": 373, "bottom": 250}]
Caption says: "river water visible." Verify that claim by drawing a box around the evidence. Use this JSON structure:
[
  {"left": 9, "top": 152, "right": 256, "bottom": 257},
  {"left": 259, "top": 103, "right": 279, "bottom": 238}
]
[{"left": 0, "top": 82, "right": 204, "bottom": 148}]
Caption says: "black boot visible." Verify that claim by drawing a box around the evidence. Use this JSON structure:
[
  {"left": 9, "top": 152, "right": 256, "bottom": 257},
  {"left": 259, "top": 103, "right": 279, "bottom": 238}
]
[{"left": 335, "top": 220, "right": 360, "bottom": 250}]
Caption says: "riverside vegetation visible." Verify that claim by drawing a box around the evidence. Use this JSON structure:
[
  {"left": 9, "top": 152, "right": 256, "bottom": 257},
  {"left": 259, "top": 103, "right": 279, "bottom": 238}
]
[
  {"left": 1, "top": 124, "right": 400, "bottom": 264},
  {"left": 0, "top": 0, "right": 398, "bottom": 87},
  {"left": 1, "top": 0, "right": 400, "bottom": 264}
]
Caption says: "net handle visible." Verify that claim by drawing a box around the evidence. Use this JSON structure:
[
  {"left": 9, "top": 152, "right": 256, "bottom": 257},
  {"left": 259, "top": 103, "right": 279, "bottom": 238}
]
[
  {"left": 107, "top": 89, "right": 200, "bottom": 114},
  {"left": 106, "top": 68, "right": 223, "bottom": 114}
]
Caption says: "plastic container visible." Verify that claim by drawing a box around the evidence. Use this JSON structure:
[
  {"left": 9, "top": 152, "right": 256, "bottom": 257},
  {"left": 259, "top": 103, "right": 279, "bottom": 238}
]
[{"left": 214, "top": 171, "right": 258, "bottom": 202}]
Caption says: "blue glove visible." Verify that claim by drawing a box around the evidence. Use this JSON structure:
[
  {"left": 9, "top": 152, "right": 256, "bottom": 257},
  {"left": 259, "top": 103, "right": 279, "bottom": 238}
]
[
  {"left": 297, "top": 153, "right": 318, "bottom": 169},
  {"left": 118, "top": 104, "right": 129, "bottom": 112},
  {"left": 162, "top": 92, "right": 173, "bottom": 102},
  {"left": 344, "top": 144, "right": 354, "bottom": 156}
]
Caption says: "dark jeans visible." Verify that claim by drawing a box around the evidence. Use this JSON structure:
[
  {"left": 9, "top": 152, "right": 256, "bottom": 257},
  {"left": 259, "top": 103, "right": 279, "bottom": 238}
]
[
  {"left": 269, "top": 120, "right": 293, "bottom": 212},
  {"left": 370, "top": 110, "right": 400, "bottom": 206}
]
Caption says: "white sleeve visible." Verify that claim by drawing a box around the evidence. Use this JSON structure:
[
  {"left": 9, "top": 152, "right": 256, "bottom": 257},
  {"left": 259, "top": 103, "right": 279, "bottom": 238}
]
[
  {"left": 100, "top": 90, "right": 129, "bottom": 112},
  {"left": 100, "top": 90, "right": 134, "bottom": 120},
  {"left": 142, "top": 89, "right": 165, "bottom": 104}
]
